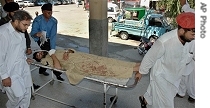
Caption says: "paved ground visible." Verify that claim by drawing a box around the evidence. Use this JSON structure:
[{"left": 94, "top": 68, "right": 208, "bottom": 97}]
[{"left": 0, "top": 3, "right": 195, "bottom": 108}]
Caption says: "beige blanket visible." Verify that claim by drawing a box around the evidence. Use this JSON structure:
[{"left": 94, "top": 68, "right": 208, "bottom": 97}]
[{"left": 41, "top": 49, "right": 136, "bottom": 85}]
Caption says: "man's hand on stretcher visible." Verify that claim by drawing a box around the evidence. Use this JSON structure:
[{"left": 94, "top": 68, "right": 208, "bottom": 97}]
[
  {"left": 2, "top": 58, "right": 33, "bottom": 87},
  {"left": 133, "top": 63, "right": 142, "bottom": 81},
  {"left": 26, "top": 58, "right": 33, "bottom": 64},
  {"left": 135, "top": 72, "right": 142, "bottom": 82}
]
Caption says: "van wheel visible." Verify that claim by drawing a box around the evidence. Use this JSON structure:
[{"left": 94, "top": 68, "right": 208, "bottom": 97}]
[
  {"left": 108, "top": 17, "right": 113, "bottom": 23},
  {"left": 138, "top": 43, "right": 145, "bottom": 55},
  {"left": 120, "top": 32, "right": 129, "bottom": 40}
]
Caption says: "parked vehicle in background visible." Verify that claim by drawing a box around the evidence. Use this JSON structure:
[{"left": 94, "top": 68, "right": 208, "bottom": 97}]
[
  {"left": 34, "top": 0, "right": 46, "bottom": 6},
  {"left": 78, "top": 0, "right": 82, "bottom": 5},
  {"left": 0, "top": 3, "right": 2, "bottom": 19},
  {"left": 57, "top": 0, "right": 62, "bottom": 5},
  {"left": 137, "top": 35, "right": 158, "bottom": 55},
  {"left": 58, "top": 0, "right": 70, "bottom": 5},
  {"left": 110, "top": 8, "right": 172, "bottom": 40},
  {"left": 107, "top": 3, "right": 120, "bottom": 23},
  {"left": 73, "top": 0, "right": 82, "bottom": 4},
  {"left": 68, "top": 0, "right": 72, "bottom": 4},
  {"left": 83, "top": 0, "right": 89, "bottom": 10},
  {"left": 15, "top": 0, "right": 25, "bottom": 8},
  {"left": 23, "top": 1, "right": 34, "bottom": 7},
  {"left": 84, "top": 2, "right": 120, "bottom": 23}
]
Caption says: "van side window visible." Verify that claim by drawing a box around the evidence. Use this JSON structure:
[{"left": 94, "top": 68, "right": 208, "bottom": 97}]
[
  {"left": 108, "top": 7, "right": 114, "bottom": 12},
  {"left": 148, "top": 18, "right": 162, "bottom": 27}
]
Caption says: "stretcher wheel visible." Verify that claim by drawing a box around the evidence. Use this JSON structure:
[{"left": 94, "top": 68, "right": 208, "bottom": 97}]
[
  {"left": 31, "top": 95, "right": 35, "bottom": 100},
  {"left": 50, "top": 80, "right": 54, "bottom": 85},
  {"left": 110, "top": 96, "right": 117, "bottom": 104}
]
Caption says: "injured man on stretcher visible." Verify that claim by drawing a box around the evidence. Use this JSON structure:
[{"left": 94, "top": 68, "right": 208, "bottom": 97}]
[{"left": 33, "top": 49, "right": 141, "bottom": 85}]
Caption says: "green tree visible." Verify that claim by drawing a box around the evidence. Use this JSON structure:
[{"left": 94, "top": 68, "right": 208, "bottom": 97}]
[{"left": 158, "top": 0, "right": 194, "bottom": 28}]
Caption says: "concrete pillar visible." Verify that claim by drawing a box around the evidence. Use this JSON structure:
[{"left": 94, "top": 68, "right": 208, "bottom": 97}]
[
  {"left": 0, "top": 0, "right": 6, "bottom": 6},
  {"left": 89, "top": 0, "right": 108, "bottom": 57}
]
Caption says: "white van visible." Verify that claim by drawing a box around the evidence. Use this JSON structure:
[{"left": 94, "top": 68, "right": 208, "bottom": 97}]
[
  {"left": 15, "top": 0, "right": 24, "bottom": 8},
  {"left": 86, "top": 2, "right": 120, "bottom": 23},
  {"left": 107, "top": 3, "right": 120, "bottom": 23}
]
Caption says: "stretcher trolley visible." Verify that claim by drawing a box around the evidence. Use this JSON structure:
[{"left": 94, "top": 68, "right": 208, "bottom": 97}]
[{"left": 30, "top": 62, "right": 139, "bottom": 108}]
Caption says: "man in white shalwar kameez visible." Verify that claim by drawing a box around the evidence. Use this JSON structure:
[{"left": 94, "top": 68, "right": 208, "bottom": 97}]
[
  {"left": 135, "top": 12, "right": 195, "bottom": 108},
  {"left": 0, "top": 10, "right": 33, "bottom": 108},
  {"left": 176, "top": 0, "right": 195, "bottom": 103},
  {"left": 177, "top": 40, "right": 195, "bottom": 102}
]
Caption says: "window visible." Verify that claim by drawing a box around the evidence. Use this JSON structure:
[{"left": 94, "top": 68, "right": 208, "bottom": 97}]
[
  {"left": 108, "top": 7, "right": 114, "bottom": 12},
  {"left": 149, "top": 17, "right": 162, "bottom": 27}
]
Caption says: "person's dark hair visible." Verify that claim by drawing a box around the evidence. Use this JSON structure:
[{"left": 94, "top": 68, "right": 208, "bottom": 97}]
[
  {"left": 33, "top": 52, "right": 41, "bottom": 62},
  {"left": 3, "top": 2, "right": 19, "bottom": 12},
  {"left": 41, "top": 3, "right": 52, "bottom": 11},
  {"left": 11, "top": 10, "right": 33, "bottom": 22},
  {"left": 4, "top": 0, "right": 12, "bottom": 3},
  {"left": 178, "top": 25, "right": 182, "bottom": 30}
]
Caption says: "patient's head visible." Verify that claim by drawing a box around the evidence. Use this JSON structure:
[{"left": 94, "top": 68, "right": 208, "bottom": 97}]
[{"left": 33, "top": 51, "right": 48, "bottom": 62}]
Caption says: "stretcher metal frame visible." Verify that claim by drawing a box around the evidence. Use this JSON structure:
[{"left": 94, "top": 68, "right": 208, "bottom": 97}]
[{"left": 31, "top": 63, "right": 139, "bottom": 108}]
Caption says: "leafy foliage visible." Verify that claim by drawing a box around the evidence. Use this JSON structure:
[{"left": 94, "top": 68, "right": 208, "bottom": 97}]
[{"left": 157, "top": 0, "right": 194, "bottom": 28}]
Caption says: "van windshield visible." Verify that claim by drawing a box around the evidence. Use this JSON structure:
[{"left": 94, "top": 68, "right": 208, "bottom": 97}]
[
  {"left": 108, "top": 4, "right": 119, "bottom": 12},
  {"left": 115, "top": 6, "right": 119, "bottom": 12},
  {"left": 108, "top": 7, "right": 114, "bottom": 12},
  {"left": 161, "top": 17, "right": 170, "bottom": 27}
]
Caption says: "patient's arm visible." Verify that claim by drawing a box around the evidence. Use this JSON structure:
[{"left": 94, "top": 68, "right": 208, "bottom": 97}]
[
  {"left": 134, "top": 63, "right": 142, "bottom": 81},
  {"left": 51, "top": 54, "right": 62, "bottom": 70},
  {"left": 63, "top": 52, "right": 69, "bottom": 60}
]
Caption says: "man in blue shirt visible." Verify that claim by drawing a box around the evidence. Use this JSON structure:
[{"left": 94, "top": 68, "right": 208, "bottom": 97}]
[{"left": 30, "top": 3, "right": 64, "bottom": 81}]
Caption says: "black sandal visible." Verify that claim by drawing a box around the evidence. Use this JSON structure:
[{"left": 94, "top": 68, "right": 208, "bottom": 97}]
[{"left": 139, "top": 96, "right": 147, "bottom": 108}]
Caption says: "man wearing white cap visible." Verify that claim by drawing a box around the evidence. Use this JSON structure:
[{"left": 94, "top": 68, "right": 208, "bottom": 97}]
[{"left": 135, "top": 11, "right": 195, "bottom": 108}]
